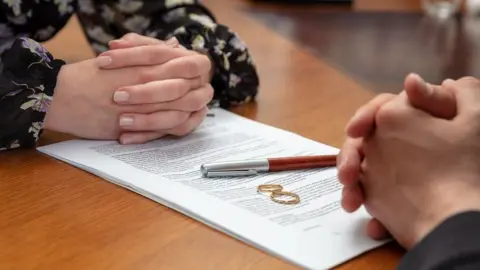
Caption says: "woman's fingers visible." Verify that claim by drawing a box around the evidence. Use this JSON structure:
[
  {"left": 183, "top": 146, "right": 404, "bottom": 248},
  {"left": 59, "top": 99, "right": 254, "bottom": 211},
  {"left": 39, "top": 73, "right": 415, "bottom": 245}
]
[
  {"left": 167, "top": 107, "right": 208, "bottom": 136},
  {"left": 159, "top": 84, "right": 214, "bottom": 112},
  {"left": 119, "top": 131, "right": 166, "bottom": 145},
  {"left": 109, "top": 33, "right": 178, "bottom": 49},
  {"left": 119, "top": 83, "right": 213, "bottom": 115},
  {"left": 118, "top": 107, "right": 208, "bottom": 144},
  {"left": 119, "top": 110, "right": 190, "bottom": 131},
  {"left": 141, "top": 54, "right": 211, "bottom": 82},
  {"left": 113, "top": 78, "right": 203, "bottom": 105}
]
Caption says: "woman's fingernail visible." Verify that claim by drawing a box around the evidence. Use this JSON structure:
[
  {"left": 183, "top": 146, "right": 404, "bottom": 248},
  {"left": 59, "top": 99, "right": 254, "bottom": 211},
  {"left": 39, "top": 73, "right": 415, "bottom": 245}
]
[
  {"left": 166, "top": 37, "right": 179, "bottom": 47},
  {"left": 96, "top": 56, "right": 112, "bottom": 67},
  {"left": 113, "top": 91, "right": 129, "bottom": 103},
  {"left": 119, "top": 117, "right": 134, "bottom": 127}
]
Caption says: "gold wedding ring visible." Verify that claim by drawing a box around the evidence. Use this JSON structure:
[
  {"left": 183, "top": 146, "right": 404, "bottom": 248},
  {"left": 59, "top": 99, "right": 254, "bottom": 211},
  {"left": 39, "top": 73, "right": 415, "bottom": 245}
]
[
  {"left": 270, "top": 191, "right": 301, "bottom": 205},
  {"left": 257, "top": 184, "right": 301, "bottom": 205},
  {"left": 257, "top": 184, "right": 283, "bottom": 193}
]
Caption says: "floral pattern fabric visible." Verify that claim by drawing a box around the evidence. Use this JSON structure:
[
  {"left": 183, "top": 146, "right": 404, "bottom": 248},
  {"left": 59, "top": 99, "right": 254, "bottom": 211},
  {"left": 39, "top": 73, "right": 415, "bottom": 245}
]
[
  {"left": 0, "top": 0, "right": 259, "bottom": 151},
  {"left": 0, "top": 37, "right": 65, "bottom": 151}
]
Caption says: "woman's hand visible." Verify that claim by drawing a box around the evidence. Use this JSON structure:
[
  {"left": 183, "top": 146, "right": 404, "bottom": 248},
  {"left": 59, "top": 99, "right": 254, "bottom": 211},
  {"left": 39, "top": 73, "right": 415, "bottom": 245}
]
[
  {"left": 44, "top": 43, "right": 213, "bottom": 142},
  {"left": 97, "top": 33, "right": 215, "bottom": 144}
]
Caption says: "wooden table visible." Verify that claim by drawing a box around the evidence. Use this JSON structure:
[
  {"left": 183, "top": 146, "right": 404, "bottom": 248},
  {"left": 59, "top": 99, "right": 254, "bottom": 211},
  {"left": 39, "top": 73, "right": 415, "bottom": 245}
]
[{"left": 1, "top": 0, "right": 443, "bottom": 269}]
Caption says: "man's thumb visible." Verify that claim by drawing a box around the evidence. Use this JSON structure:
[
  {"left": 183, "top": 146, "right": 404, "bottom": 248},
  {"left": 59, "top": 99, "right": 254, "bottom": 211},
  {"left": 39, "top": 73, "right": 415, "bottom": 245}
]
[{"left": 404, "top": 73, "right": 457, "bottom": 119}]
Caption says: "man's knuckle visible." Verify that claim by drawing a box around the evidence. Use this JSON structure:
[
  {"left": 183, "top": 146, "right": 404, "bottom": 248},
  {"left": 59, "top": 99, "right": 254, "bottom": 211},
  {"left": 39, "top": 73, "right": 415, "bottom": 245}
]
[{"left": 375, "top": 103, "right": 400, "bottom": 128}]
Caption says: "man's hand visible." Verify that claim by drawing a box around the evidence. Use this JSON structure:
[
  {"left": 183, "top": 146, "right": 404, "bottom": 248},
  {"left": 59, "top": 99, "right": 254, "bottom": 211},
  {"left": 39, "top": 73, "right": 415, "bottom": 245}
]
[
  {"left": 338, "top": 73, "right": 457, "bottom": 240},
  {"left": 357, "top": 77, "right": 480, "bottom": 248}
]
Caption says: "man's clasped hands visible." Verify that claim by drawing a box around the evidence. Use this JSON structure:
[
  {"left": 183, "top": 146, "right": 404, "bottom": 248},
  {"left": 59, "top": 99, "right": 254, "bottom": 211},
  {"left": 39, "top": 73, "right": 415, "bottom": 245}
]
[
  {"left": 337, "top": 73, "right": 480, "bottom": 249},
  {"left": 44, "top": 33, "right": 214, "bottom": 145}
]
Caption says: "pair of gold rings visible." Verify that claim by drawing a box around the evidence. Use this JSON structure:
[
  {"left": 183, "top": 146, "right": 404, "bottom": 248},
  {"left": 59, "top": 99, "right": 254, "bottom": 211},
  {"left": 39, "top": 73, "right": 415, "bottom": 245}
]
[{"left": 257, "top": 184, "right": 300, "bottom": 205}]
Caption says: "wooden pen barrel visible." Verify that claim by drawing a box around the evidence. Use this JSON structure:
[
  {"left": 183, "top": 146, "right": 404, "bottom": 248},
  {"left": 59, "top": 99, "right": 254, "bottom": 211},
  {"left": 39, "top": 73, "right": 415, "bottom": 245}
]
[{"left": 268, "top": 155, "right": 337, "bottom": 171}]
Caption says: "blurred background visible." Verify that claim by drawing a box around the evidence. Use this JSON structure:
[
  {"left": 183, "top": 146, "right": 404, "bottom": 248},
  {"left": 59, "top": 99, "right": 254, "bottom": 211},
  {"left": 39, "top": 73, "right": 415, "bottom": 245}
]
[{"left": 243, "top": 0, "right": 480, "bottom": 93}]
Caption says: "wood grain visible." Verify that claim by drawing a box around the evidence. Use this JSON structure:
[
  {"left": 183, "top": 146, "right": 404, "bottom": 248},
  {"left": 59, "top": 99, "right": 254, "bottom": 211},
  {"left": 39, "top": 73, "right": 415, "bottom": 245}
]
[{"left": 1, "top": 0, "right": 407, "bottom": 269}]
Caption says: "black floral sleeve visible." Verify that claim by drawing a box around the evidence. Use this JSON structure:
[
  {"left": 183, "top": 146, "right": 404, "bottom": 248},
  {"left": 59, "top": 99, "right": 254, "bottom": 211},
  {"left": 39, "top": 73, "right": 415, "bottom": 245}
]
[
  {"left": 76, "top": 0, "right": 260, "bottom": 108},
  {"left": 0, "top": 37, "right": 65, "bottom": 151},
  {"left": 0, "top": 0, "right": 259, "bottom": 151}
]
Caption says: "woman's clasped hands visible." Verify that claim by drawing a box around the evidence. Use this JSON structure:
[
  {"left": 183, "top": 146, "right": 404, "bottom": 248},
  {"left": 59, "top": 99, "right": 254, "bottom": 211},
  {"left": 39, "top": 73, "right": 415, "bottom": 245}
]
[{"left": 44, "top": 33, "right": 214, "bottom": 145}]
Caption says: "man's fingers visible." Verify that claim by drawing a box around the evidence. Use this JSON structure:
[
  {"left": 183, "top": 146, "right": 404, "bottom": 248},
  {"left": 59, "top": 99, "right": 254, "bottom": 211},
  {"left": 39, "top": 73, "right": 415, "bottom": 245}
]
[
  {"left": 404, "top": 73, "right": 456, "bottom": 119},
  {"left": 337, "top": 137, "right": 364, "bottom": 187},
  {"left": 366, "top": 218, "right": 391, "bottom": 240},
  {"left": 346, "top": 94, "right": 396, "bottom": 138},
  {"left": 341, "top": 185, "right": 364, "bottom": 213},
  {"left": 113, "top": 78, "right": 203, "bottom": 105},
  {"left": 119, "top": 131, "right": 165, "bottom": 145},
  {"left": 119, "top": 110, "right": 190, "bottom": 131}
]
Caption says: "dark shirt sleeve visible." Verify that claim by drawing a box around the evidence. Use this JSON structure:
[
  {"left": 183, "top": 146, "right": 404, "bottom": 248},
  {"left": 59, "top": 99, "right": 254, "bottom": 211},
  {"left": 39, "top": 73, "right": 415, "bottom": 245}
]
[
  {"left": 0, "top": 37, "right": 65, "bottom": 151},
  {"left": 398, "top": 211, "right": 480, "bottom": 270}
]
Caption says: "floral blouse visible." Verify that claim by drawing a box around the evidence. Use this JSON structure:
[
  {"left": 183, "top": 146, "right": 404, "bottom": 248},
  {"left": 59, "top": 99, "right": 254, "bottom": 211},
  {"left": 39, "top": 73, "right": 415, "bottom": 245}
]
[{"left": 0, "top": 0, "right": 259, "bottom": 151}]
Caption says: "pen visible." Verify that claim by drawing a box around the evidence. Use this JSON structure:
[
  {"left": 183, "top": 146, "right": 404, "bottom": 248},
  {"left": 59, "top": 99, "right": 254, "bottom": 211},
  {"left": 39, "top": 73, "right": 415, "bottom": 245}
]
[{"left": 200, "top": 155, "right": 337, "bottom": 177}]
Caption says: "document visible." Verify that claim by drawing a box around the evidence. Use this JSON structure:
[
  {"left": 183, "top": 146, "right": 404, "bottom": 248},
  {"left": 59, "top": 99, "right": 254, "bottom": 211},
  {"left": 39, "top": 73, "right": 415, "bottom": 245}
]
[{"left": 37, "top": 108, "right": 387, "bottom": 270}]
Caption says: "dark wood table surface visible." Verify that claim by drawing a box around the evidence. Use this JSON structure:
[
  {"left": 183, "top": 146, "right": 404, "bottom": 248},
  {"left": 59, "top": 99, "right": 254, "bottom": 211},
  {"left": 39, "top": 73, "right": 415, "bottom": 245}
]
[{"left": 4, "top": 0, "right": 473, "bottom": 269}]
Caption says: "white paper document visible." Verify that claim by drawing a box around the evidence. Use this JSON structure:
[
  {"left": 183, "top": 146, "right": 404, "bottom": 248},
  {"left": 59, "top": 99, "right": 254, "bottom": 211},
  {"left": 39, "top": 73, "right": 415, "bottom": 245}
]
[{"left": 37, "top": 109, "right": 386, "bottom": 270}]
